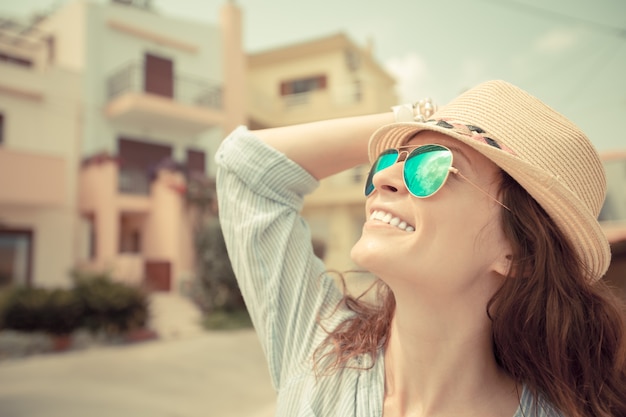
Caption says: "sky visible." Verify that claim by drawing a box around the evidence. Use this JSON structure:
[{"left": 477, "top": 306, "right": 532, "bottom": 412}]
[{"left": 1, "top": 0, "right": 625, "bottom": 152}]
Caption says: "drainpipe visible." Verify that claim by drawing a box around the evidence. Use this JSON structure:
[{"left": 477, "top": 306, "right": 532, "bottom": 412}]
[{"left": 220, "top": 0, "right": 246, "bottom": 135}]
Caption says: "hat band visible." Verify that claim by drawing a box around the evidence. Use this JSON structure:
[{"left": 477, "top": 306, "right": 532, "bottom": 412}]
[{"left": 423, "top": 119, "right": 518, "bottom": 156}]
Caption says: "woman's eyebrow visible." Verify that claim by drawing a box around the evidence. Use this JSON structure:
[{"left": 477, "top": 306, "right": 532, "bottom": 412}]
[{"left": 446, "top": 145, "right": 472, "bottom": 168}]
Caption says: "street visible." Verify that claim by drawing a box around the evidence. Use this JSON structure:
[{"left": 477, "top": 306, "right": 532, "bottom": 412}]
[{"left": 0, "top": 330, "right": 276, "bottom": 417}]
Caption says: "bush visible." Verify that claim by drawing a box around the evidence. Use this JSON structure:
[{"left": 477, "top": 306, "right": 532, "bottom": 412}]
[
  {"left": 43, "top": 289, "right": 83, "bottom": 336},
  {"left": 202, "top": 308, "right": 252, "bottom": 330},
  {"left": 1, "top": 287, "right": 50, "bottom": 333},
  {"left": 0, "top": 273, "right": 149, "bottom": 337},
  {"left": 192, "top": 218, "right": 244, "bottom": 313},
  {"left": 72, "top": 271, "right": 149, "bottom": 335},
  {"left": 1, "top": 287, "right": 83, "bottom": 336}
]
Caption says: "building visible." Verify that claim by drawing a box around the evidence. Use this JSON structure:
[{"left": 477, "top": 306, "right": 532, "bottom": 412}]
[
  {"left": 0, "top": 0, "right": 245, "bottom": 293},
  {"left": 0, "top": 1, "right": 396, "bottom": 293},
  {"left": 600, "top": 150, "right": 626, "bottom": 300},
  {"left": 0, "top": 17, "right": 81, "bottom": 288},
  {"left": 247, "top": 33, "right": 398, "bottom": 272}
]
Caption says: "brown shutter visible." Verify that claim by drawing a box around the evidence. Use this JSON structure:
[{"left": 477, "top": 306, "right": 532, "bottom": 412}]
[
  {"left": 144, "top": 53, "right": 174, "bottom": 98},
  {"left": 186, "top": 148, "right": 206, "bottom": 175}
]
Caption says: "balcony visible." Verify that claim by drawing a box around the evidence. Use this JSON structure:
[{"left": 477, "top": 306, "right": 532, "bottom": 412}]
[
  {"left": 0, "top": 18, "right": 53, "bottom": 70},
  {"left": 118, "top": 167, "right": 151, "bottom": 195},
  {"left": 104, "top": 61, "right": 225, "bottom": 135},
  {"left": 0, "top": 148, "right": 66, "bottom": 207}
]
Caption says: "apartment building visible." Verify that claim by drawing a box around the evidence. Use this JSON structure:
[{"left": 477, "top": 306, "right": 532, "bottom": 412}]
[
  {"left": 247, "top": 33, "right": 398, "bottom": 272},
  {"left": 0, "top": 0, "right": 245, "bottom": 292},
  {"left": 600, "top": 151, "right": 626, "bottom": 298},
  {"left": 0, "top": 18, "right": 81, "bottom": 288}
]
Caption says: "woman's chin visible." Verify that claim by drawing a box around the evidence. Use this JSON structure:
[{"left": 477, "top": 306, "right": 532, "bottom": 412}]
[{"left": 350, "top": 237, "right": 383, "bottom": 270}]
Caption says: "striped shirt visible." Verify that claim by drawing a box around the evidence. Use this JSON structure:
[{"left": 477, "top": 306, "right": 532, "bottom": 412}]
[{"left": 215, "top": 126, "right": 564, "bottom": 416}]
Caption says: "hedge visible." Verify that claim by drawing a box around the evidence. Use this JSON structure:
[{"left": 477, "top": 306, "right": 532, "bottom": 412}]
[{"left": 0, "top": 273, "right": 149, "bottom": 336}]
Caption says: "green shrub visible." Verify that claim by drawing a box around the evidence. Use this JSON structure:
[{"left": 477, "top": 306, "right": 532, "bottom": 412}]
[
  {"left": 1, "top": 287, "right": 50, "bottom": 332},
  {"left": 0, "top": 287, "right": 12, "bottom": 328},
  {"left": 43, "top": 288, "right": 83, "bottom": 336},
  {"left": 72, "top": 271, "right": 149, "bottom": 335},
  {"left": 202, "top": 308, "right": 252, "bottom": 330},
  {"left": 192, "top": 218, "right": 244, "bottom": 313},
  {"left": 0, "top": 272, "right": 150, "bottom": 337},
  {"left": 1, "top": 287, "right": 84, "bottom": 336}
]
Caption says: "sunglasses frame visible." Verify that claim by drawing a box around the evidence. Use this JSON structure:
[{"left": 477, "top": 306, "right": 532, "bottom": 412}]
[{"left": 365, "top": 144, "right": 510, "bottom": 211}]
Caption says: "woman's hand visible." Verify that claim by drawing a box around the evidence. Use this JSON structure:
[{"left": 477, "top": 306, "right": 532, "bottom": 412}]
[{"left": 253, "top": 112, "right": 394, "bottom": 180}]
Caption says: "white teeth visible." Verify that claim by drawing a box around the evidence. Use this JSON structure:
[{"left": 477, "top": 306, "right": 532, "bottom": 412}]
[{"left": 369, "top": 210, "right": 414, "bottom": 232}]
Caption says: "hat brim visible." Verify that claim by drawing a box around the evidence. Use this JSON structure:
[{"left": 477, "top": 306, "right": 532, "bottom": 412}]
[{"left": 368, "top": 122, "right": 611, "bottom": 281}]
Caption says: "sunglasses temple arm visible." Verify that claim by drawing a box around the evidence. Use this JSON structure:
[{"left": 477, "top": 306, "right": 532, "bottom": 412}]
[{"left": 451, "top": 168, "right": 511, "bottom": 212}]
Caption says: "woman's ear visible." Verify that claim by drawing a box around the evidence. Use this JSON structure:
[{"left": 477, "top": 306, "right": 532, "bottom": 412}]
[
  {"left": 487, "top": 218, "right": 515, "bottom": 278},
  {"left": 491, "top": 251, "right": 513, "bottom": 278}
]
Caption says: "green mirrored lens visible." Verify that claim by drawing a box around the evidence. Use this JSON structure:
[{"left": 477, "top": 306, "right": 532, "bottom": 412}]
[
  {"left": 404, "top": 145, "right": 452, "bottom": 197},
  {"left": 364, "top": 150, "right": 398, "bottom": 196}
]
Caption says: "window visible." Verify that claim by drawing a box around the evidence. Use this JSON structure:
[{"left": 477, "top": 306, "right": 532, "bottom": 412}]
[
  {"left": 0, "top": 230, "right": 33, "bottom": 287},
  {"left": 119, "top": 213, "right": 142, "bottom": 254},
  {"left": 46, "top": 36, "right": 55, "bottom": 65},
  {"left": 81, "top": 213, "right": 97, "bottom": 260},
  {"left": 0, "top": 52, "right": 33, "bottom": 68},
  {"left": 186, "top": 148, "right": 206, "bottom": 176},
  {"left": 280, "top": 75, "right": 327, "bottom": 96},
  {"left": 118, "top": 137, "right": 172, "bottom": 194},
  {"left": 0, "top": 113, "right": 4, "bottom": 145}
]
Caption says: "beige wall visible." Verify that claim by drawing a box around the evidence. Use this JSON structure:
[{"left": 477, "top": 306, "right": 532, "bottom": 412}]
[
  {"left": 221, "top": 1, "right": 247, "bottom": 133},
  {"left": 41, "top": 0, "right": 245, "bottom": 293},
  {"left": 247, "top": 33, "right": 397, "bottom": 272},
  {"left": 39, "top": 0, "right": 87, "bottom": 72},
  {"left": 248, "top": 34, "right": 396, "bottom": 128},
  {"left": 0, "top": 56, "right": 81, "bottom": 287}
]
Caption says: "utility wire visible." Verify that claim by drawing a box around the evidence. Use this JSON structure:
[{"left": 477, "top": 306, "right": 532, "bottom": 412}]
[{"left": 482, "top": 0, "right": 626, "bottom": 40}]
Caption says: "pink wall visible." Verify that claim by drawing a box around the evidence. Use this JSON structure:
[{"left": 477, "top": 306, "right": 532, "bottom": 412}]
[
  {"left": 79, "top": 159, "right": 194, "bottom": 292},
  {"left": 0, "top": 148, "right": 66, "bottom": 207}
]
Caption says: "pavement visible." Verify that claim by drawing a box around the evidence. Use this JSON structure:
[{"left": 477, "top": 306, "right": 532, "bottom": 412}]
[{"left": 0, "top": 293, "right": 277, "bottom": 417}]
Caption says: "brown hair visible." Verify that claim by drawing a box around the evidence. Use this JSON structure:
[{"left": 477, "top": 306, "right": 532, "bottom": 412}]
[{"left": 315, "top": 173, "right": 626, "bottom": 416}]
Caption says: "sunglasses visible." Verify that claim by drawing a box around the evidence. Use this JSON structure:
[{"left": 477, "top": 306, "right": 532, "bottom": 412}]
[{"left": 364, "top": 144, "right": 510, "bottom": 211}]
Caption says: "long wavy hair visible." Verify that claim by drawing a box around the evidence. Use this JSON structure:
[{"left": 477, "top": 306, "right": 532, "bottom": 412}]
[{"left": 314, "top": 172, "right": 626, "bottom": 417}]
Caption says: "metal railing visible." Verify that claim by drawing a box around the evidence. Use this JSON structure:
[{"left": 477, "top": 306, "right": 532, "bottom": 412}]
[
  {"left": 106, "top": 60, "right": 223, "bottom": 109},
  {"left": 118, "top": 167, "right": 151, "bottom": 195}
]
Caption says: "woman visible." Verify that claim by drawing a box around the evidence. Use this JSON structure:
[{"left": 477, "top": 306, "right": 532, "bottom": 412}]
[{"left": 215, "top": 80, "right": 626, "bottom": 416}]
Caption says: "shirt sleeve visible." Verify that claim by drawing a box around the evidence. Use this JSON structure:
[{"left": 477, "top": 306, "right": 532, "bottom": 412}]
[{"left": 215, "top": 126, "right": 346, "bottom": 390}]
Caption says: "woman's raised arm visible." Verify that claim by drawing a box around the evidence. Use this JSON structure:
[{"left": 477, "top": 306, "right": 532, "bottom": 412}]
[{"left": 253, "top": 112, "right": 394, "bottom": 180}]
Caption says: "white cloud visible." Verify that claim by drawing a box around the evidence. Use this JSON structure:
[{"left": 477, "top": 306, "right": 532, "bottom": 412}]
[
  {"left": 459, "top": 58, "right": 487, "bottom": 84},
  {"left": 534, "top": 28, "right": 578, "bottom": 54},
  {"left": 384, "top": 52, "right": 429, "bottom": 103}
]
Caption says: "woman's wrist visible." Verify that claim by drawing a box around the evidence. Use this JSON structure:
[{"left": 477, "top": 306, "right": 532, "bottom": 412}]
[{"left": 391, "top": 98, "right": 437, "bottom": 123}]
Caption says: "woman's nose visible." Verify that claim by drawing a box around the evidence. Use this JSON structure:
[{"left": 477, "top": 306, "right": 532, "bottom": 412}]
[{"left": 371, "top": 161, "right": 407, "bottom": 195}]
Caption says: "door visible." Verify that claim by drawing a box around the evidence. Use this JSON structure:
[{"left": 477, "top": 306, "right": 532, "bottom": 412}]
[
  {"left": 144, "top": 260, "right": 171, "bottom": 292},
  {"left": 144, "top": 53, "right": 173, "bottom": 98}
]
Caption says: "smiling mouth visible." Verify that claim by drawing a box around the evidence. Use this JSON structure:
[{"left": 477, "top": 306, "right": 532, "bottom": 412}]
[{"left": 369, "top": 210, "right": 415, "bottom": 232}]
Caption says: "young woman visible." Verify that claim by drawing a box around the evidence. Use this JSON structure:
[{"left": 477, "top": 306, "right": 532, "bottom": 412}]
[{"left": 215, "top": 80, "right": 626, "bottom": 417}]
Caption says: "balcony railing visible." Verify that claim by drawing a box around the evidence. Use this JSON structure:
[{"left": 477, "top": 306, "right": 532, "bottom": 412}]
[
  {"left": 118, "top": 167, "right": 150, "bottom": 195},
  {"left": 106, "top": 60, "right": 223, "bottom": 109}
]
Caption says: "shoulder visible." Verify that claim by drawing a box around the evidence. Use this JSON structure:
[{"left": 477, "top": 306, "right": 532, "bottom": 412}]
[{"left": 517, "top": 385, "right": 565, "bottom": 417}]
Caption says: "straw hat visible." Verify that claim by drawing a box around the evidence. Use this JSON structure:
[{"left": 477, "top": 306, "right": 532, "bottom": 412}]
[{"left": 369, "top": 80, "right": 610, "bottom": 281}]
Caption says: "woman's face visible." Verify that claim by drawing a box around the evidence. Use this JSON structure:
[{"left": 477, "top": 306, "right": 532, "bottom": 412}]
[{"left": 351, "top": 131, "right": 512, "bottom": 298}]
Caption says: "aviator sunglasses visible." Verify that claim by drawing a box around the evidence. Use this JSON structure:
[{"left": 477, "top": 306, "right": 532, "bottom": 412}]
[{"left": 364, "top": 144, "right": 510, "bottom": 211}]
